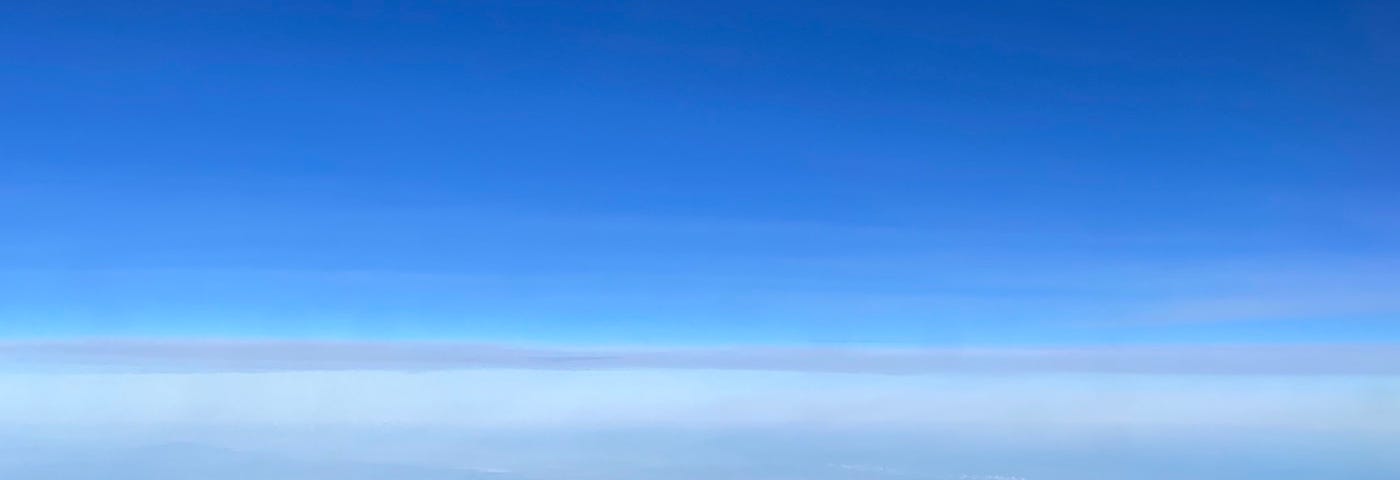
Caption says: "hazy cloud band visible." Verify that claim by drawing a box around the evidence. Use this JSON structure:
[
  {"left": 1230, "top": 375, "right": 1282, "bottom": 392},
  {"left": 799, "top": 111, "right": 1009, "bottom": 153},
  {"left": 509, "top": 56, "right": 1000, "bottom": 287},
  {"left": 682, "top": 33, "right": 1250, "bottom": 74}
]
[{"left": 3, "top": 340, "right": 1398, "bottom": 375}]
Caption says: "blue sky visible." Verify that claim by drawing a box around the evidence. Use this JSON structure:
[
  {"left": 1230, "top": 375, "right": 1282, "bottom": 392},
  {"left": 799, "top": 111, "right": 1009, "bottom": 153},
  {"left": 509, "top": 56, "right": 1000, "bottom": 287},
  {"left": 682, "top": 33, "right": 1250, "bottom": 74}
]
[{"left": 2, "top": 0, "right": 1398, "bottom": 344}]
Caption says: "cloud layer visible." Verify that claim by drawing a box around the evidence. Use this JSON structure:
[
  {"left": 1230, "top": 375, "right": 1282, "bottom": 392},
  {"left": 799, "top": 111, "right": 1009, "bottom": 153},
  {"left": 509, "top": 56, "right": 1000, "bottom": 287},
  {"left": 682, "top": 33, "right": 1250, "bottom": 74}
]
[{"left": 4, "top": 340, "right": 1399, "bottom": 374}]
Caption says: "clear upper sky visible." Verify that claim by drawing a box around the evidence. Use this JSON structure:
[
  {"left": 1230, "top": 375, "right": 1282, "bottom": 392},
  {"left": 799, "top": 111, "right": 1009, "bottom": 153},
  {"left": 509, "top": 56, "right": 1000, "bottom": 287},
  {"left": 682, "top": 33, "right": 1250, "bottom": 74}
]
[{"left": 2, "top": 0, "right": 1397, "bottom": 344}]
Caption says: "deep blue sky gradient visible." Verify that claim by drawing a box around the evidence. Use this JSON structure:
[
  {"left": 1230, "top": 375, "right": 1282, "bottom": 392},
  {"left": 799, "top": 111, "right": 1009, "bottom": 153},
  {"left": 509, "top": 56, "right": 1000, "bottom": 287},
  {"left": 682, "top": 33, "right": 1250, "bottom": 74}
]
[{"left": 3, "top": 0, "right": 1397, "bottom": 344}]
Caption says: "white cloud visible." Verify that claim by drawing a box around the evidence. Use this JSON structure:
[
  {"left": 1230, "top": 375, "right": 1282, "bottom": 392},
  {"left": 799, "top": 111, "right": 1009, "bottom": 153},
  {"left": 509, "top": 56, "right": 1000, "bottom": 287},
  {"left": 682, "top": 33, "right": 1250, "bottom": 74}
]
[{"left": 1, "top": 364, "right": 1398, "bottom": 432}]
